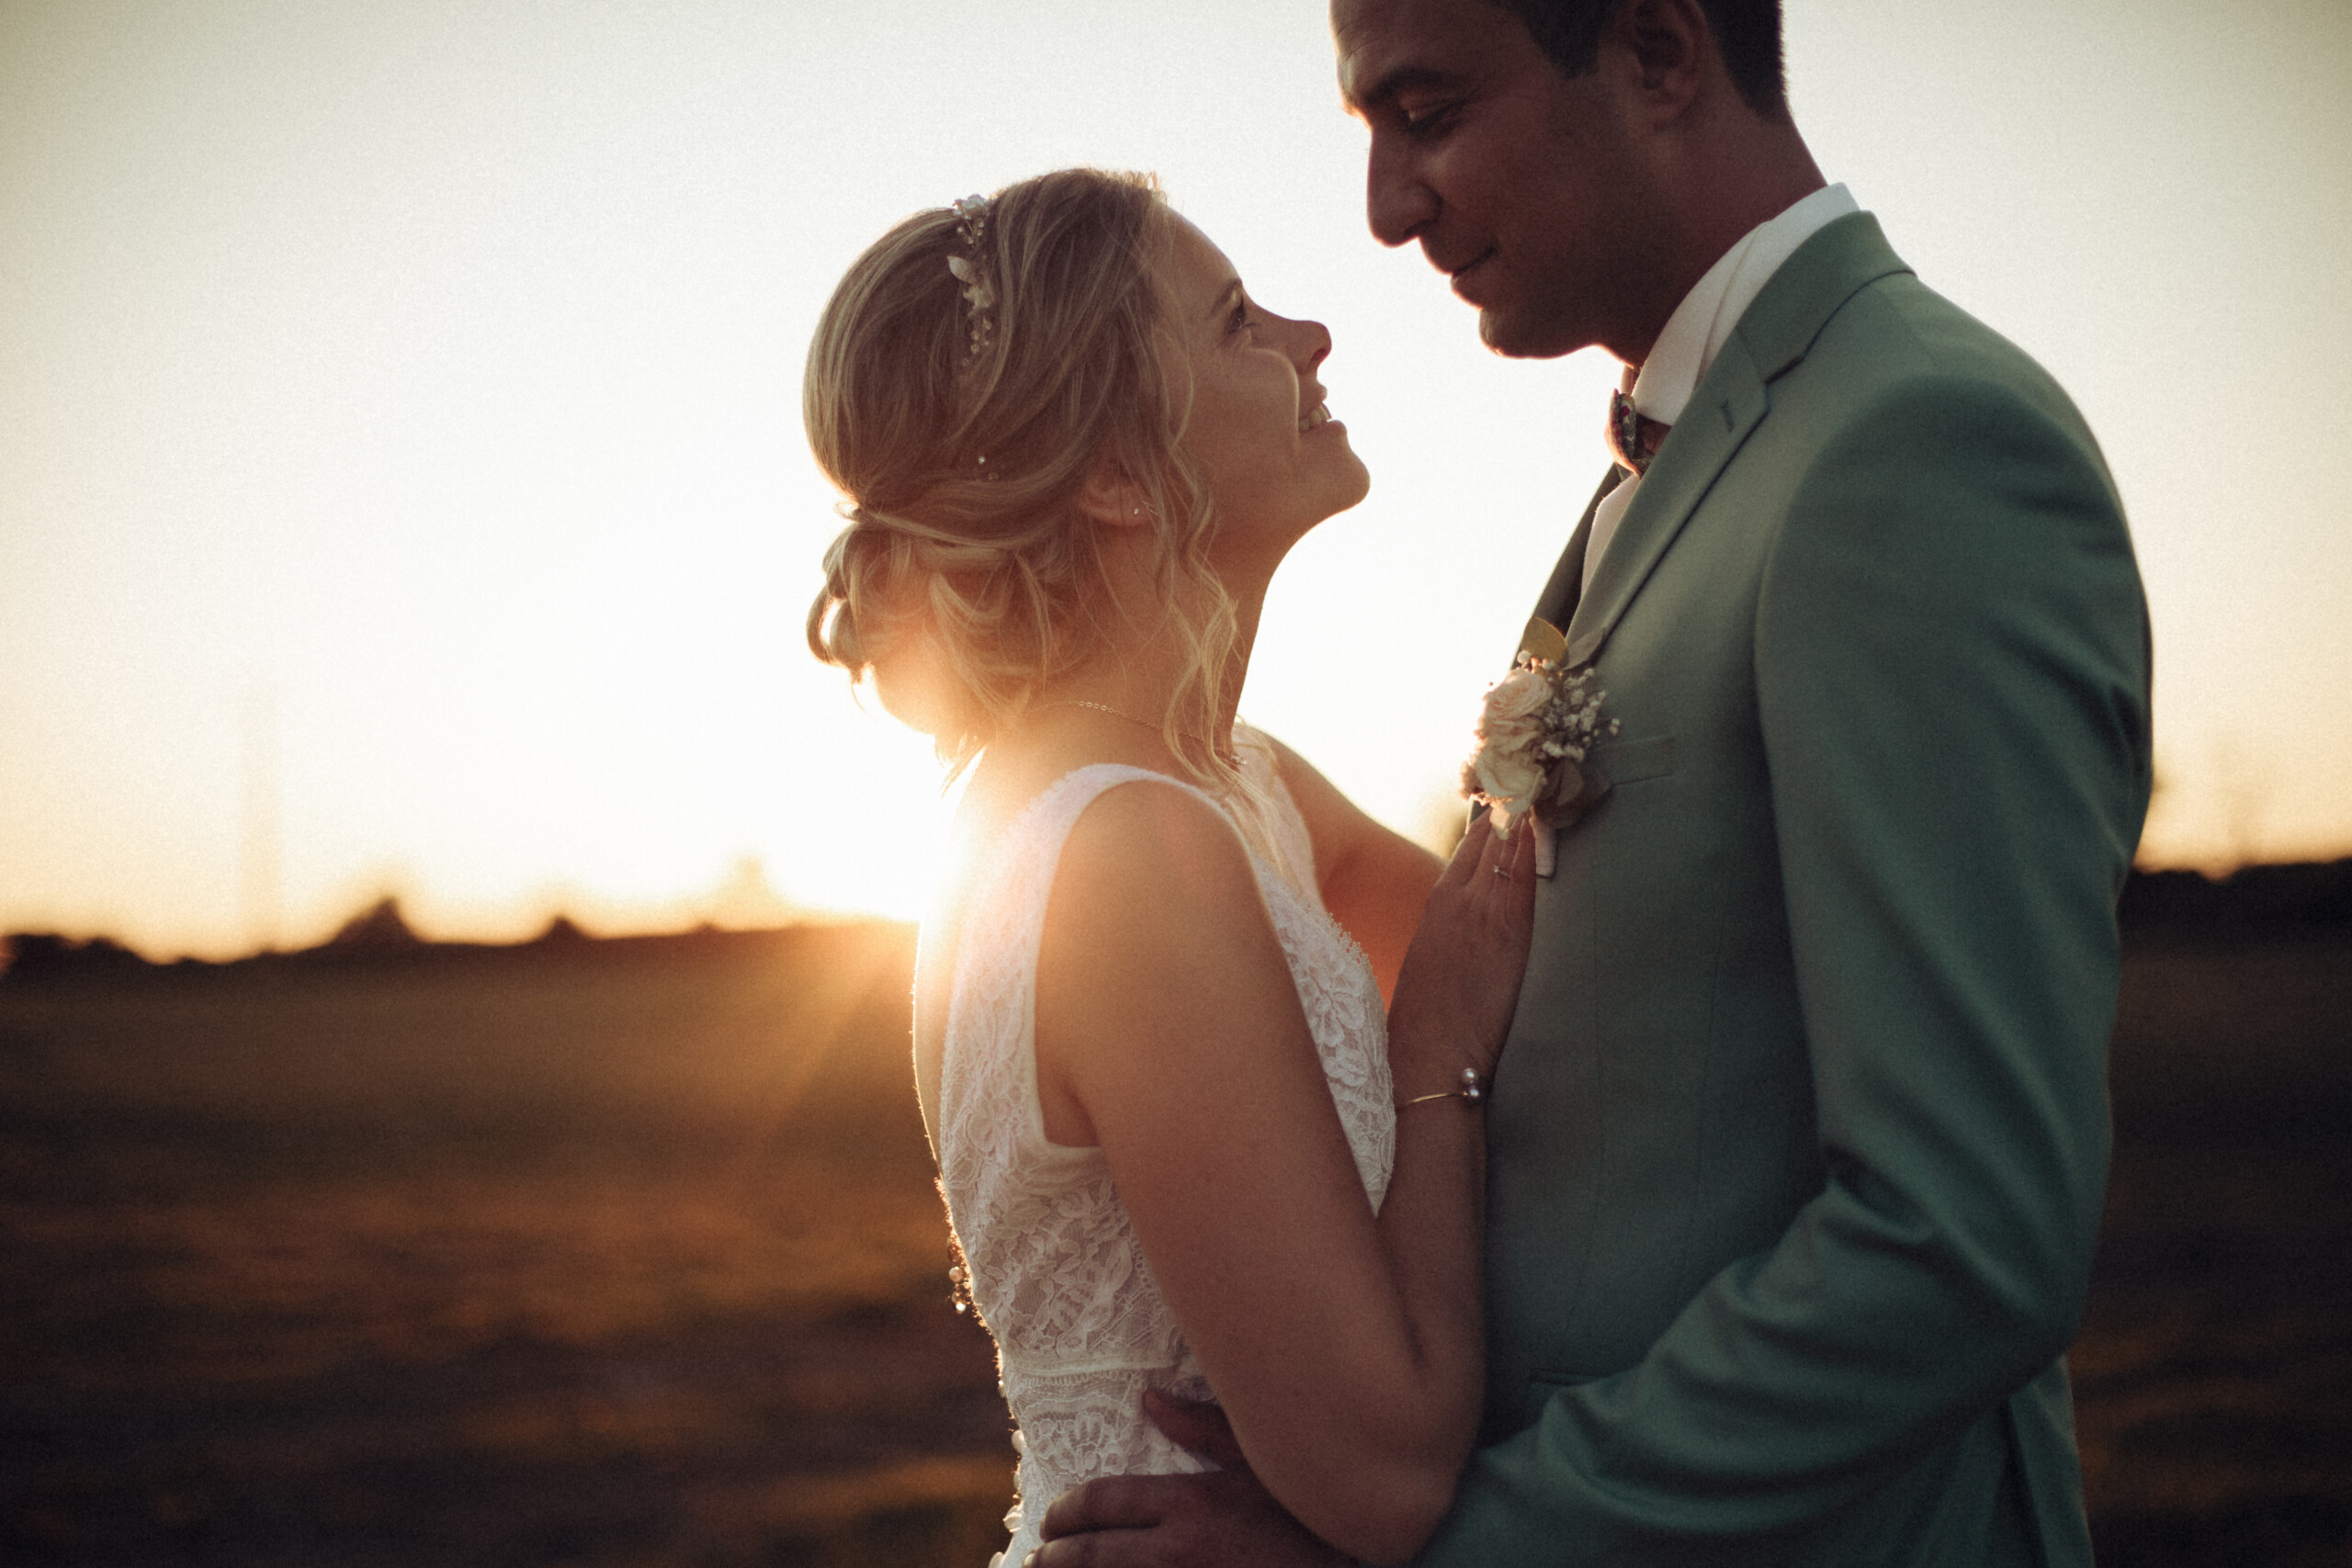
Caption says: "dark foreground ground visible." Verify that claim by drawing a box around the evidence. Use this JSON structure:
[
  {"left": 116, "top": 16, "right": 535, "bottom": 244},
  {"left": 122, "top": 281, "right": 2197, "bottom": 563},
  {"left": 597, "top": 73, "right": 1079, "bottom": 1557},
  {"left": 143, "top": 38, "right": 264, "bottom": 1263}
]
[{"left": 0, "top": 922, "right": 2345, "bottom": 1566}]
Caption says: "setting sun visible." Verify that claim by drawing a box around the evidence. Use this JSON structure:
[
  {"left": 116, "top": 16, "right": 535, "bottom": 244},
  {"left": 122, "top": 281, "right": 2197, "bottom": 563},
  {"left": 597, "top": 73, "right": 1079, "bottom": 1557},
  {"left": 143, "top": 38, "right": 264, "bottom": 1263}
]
[{"left": 4, "top": 1, "right": 2347, "bottom": 956}]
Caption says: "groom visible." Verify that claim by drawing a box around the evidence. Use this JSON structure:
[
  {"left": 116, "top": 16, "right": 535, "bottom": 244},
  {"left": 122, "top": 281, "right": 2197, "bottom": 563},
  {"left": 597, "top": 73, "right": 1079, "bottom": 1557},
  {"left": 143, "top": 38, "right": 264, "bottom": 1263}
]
[{"left": 1037, "top": 1, "right": 2152, "bottom": 1563}]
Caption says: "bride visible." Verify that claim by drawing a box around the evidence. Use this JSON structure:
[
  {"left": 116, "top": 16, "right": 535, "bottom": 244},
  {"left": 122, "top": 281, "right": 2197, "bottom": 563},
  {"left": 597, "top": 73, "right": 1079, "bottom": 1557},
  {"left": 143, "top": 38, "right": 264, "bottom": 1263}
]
[{"left": 804, "top": 168, "right": 1533, "bottom": 1567}]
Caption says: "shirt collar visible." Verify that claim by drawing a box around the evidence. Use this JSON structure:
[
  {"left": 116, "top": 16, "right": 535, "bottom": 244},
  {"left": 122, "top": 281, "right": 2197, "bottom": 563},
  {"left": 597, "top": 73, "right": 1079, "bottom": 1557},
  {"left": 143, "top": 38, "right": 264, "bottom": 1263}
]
[{"left": 1627, "top": 183, "right": 1859, "bottom": 426}]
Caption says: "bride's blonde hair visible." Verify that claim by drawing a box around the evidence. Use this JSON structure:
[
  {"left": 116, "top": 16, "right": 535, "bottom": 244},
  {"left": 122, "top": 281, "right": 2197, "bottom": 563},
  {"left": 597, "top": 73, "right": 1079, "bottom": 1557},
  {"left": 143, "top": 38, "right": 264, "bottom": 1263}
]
[{"left": 804, "top": 169, "right": 1243, "bottom": 793}]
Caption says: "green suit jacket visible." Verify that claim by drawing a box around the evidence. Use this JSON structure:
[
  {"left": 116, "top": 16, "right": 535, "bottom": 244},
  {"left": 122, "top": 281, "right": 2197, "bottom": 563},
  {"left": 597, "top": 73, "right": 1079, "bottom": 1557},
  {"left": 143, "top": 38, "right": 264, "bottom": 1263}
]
[{"left": 1415, "top": 214, "right": 2153, "bottom": 1567}]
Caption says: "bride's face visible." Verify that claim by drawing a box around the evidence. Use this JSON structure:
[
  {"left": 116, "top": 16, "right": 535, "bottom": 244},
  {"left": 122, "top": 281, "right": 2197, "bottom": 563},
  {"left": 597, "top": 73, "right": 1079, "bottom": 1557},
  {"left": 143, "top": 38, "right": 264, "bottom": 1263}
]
[{"left": 1155, "top": 218, "right": 1370, "bottom": 576}]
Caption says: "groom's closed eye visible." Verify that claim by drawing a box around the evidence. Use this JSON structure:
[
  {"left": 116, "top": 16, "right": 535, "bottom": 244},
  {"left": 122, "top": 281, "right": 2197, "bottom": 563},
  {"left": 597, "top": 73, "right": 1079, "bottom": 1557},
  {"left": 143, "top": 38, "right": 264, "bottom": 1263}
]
[
  {"left": 1396, "top": 95, "right": 1465, "bottom": 137},
  {"left": 1344, "top": 62, "right": 1468, "bottom": 128}
]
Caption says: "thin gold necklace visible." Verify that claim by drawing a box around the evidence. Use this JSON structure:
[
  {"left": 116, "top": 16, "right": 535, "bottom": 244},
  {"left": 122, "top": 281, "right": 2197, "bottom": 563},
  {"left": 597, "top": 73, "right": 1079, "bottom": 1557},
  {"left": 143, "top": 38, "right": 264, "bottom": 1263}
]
[
  {"left": 1051, "top": 698, "right": 1159, "bottom": 730},
  {"left": 1035, "top": 699, "right": 1234, "bottom": 762}
]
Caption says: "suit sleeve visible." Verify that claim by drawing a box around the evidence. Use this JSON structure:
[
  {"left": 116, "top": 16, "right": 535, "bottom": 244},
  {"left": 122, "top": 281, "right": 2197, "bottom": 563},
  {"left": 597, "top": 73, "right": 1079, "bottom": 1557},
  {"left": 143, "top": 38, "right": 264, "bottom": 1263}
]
[{"left": 1415, "top": 374, "right": 2153, "bottom": 1562}]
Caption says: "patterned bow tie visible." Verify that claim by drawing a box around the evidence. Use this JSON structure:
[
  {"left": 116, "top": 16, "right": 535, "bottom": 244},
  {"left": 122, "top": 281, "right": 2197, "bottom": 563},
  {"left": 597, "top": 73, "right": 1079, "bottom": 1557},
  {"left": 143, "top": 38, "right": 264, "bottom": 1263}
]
[{"left": 1606, "top": 389, "right": 1672, "bottom": 477}]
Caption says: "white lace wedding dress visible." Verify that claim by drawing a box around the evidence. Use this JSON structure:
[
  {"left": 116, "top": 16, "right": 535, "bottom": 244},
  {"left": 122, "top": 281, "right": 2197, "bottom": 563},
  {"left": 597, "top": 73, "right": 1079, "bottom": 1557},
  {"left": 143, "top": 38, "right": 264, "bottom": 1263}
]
[{"left": 929, "top": 731, "right": 1396, "bottom": 1566}]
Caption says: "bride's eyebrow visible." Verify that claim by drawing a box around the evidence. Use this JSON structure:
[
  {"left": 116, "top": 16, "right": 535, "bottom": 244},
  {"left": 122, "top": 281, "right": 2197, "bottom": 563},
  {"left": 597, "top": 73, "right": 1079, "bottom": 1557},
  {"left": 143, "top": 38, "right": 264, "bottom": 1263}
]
[{"left": 1207, "top": 280, "right": 1244, "bottom": 321}]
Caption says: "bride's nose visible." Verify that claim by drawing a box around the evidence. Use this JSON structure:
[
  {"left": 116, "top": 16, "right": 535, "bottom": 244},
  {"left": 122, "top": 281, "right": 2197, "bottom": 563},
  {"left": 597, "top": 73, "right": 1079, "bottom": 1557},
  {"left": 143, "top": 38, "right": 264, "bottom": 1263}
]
[{"left": 1279, "top": 313, "right": 1333, "bottom": 373}]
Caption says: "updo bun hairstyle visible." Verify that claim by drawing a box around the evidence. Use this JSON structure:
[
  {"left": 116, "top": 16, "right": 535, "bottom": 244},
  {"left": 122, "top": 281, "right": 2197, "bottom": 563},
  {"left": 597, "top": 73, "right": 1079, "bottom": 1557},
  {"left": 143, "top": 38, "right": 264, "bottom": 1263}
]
[{"left": 805, "top": 169, "right": 1245, "bottom": 795}]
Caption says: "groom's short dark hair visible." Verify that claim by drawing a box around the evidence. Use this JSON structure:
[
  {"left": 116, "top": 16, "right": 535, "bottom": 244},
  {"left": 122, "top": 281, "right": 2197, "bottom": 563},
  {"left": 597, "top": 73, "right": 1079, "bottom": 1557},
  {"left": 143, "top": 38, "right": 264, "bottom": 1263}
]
[{"left": 1491, "top": 0, "right": 1790, "bottom": 121}]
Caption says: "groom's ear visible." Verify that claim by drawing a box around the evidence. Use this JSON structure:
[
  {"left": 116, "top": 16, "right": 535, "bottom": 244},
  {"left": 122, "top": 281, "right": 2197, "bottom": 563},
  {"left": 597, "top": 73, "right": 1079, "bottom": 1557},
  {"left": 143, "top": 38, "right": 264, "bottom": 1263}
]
[
  {"left": 1612, "top": 0, "right": 1710, "bottom": 120},
  {"left": 1070, "top": 462, "right": 1152, "bottom": 530}
]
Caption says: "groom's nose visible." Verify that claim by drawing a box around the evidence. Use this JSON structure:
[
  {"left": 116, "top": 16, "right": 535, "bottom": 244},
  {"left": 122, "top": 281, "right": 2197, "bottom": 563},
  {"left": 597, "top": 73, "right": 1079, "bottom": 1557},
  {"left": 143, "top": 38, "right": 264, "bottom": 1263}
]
[{"left": 1365, "top": 132, "right": 1437, "bottom": 247}]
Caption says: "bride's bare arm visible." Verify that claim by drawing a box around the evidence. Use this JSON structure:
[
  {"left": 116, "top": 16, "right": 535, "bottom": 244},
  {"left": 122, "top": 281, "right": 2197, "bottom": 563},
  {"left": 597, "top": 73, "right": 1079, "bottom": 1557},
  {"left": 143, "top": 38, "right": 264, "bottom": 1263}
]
[
  {"left": 1254, "top": 734, "right": 1445, "bottom": 1001},
  {"left": 1034, "top": 785, "right": 1534, "bottom": 1566}
]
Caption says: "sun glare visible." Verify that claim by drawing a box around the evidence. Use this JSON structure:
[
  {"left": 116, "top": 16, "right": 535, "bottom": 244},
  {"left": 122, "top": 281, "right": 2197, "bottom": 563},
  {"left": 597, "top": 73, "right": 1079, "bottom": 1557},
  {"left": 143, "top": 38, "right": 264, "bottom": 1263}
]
[{"left": 1, "top": 1, "right": 2347, "bottom": 956}]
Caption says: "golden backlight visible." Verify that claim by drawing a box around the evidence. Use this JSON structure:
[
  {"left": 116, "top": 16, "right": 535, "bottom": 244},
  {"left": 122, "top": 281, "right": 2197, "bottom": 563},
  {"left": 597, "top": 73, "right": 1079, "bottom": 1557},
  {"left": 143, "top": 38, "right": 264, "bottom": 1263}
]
[{"left": 2, "top": 1, "right": 2347, "bottom": 956}]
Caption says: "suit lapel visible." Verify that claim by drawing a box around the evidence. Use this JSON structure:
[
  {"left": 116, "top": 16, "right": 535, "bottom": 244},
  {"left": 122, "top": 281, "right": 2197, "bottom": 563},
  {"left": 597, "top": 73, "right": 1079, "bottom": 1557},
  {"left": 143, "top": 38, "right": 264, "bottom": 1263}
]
[
  {"left": 1523, "top": 468, "right": 1621, "bottom": 654},
  {"left": 1565, "top": 346, "right": 1768, "bottom": 666},
  {"left": 1561, "top": 212, "right": 1916, "bottom": 669}
]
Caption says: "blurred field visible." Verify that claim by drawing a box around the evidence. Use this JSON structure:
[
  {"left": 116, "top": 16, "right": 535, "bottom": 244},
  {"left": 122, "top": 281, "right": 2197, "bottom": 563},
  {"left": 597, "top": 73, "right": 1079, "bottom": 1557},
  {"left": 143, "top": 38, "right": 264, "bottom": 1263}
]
[
  {"left": 2075, "top": 936, "right": 2352, "bottom": 1567},
  {"left": 0, "top": 928, "right": 1012, "bottom": 1567},
  {"left": 0, "top": 923, "right": 2346, "bottom": 1566}
]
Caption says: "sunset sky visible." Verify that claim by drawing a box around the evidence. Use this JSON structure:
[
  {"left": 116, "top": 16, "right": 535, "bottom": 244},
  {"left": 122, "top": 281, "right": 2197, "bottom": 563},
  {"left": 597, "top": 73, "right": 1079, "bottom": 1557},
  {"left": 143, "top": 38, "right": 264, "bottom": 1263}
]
[{"left": 4, "top": 0, "right": 2347, "bottom": 957}]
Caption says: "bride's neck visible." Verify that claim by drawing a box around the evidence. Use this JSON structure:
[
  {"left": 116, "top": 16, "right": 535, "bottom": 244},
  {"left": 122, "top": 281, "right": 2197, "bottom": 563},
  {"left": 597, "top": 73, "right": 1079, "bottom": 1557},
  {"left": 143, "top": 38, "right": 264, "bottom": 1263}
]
[{"left": 1047, "top": 575, "right": 1267, "bottom": 750}]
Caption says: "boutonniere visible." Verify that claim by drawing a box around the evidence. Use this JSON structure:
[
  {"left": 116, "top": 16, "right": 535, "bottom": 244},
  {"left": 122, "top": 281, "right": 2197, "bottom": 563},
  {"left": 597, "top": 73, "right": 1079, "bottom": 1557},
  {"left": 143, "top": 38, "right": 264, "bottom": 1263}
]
[{"left": 1461, "top": 618, "right": 1618, "bottom": 877}]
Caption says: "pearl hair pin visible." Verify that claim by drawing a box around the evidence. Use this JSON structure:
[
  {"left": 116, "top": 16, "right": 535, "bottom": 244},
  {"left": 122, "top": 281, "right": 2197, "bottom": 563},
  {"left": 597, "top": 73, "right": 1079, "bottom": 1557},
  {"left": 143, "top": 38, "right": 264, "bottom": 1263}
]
[{"left": 946, "top": 194, "right": 995, "bottom": 360}]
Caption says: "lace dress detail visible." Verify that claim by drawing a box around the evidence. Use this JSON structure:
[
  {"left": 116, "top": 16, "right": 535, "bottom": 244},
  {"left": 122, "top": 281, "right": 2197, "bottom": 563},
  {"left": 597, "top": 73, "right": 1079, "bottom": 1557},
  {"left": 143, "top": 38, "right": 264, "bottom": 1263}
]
[{"left": 931, "top": 731, "right": 1394, "bottom": 1566}]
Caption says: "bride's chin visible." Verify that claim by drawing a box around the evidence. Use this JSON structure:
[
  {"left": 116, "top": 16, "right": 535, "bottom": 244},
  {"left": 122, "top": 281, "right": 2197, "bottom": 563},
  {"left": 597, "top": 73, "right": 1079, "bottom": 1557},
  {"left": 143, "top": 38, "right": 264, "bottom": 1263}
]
[{"left": 1318, "top": 458, "right": 1373, "bottom": 521}]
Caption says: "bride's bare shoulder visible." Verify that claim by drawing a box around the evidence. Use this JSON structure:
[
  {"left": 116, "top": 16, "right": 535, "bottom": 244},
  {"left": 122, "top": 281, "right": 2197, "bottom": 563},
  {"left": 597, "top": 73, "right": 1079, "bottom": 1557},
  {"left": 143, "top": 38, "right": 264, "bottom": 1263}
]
[
  {"left": 1033, "top": 774, "right": 1297, "bottom": 1145},
  {"left": 1052, "top": 774, "right": 1261, "bottom": 925},
  {"left": 1063, "top": 771, "right": 1250, "bottom": 884}
]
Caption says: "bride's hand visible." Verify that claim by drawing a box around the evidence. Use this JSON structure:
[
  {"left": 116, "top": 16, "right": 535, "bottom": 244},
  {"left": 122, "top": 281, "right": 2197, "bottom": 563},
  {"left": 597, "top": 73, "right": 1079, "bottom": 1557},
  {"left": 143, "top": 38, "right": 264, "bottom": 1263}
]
[{"left": 1385, "top": 810, "right": 1540, "bottom": 1098}]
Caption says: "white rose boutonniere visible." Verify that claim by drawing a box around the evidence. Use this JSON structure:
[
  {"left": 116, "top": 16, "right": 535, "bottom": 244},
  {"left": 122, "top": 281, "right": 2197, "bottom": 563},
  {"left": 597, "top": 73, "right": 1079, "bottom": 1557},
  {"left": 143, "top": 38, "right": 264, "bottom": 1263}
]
[{"left": 1461, "top": 630, "right": 1619, "bottom": 876}]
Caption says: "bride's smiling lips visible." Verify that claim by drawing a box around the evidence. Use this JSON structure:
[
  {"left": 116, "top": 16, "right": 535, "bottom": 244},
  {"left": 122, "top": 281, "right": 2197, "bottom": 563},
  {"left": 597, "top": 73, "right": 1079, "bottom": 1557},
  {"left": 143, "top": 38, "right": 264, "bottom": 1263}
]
[{"left": 1298, "top": 381, "right": 1339, "bottom": 434}]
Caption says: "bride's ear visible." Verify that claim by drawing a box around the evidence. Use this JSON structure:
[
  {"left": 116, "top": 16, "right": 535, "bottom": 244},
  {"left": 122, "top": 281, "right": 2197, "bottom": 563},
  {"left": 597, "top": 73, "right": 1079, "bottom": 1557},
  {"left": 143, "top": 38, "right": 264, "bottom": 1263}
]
[{"left": 1070, "top": 463, "right": 1152, "bottom": 530}]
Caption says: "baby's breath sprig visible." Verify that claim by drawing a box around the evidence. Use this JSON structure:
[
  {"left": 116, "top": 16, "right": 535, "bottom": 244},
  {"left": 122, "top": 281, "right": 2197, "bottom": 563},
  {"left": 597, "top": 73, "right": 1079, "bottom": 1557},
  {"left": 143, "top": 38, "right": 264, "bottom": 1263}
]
[{"left": 1461, "top": 653, "right": 1620, "bottom": 868}]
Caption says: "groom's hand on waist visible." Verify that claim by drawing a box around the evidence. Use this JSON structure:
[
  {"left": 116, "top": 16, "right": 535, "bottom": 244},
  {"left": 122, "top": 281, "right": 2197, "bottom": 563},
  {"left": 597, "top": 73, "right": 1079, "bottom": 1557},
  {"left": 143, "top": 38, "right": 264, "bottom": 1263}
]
[
  {"left": 1033, "top": 1471, "right": 1349, "bottom": 1568},
  {"left": 1030, "top": 1392, "right": 1352, "bottom": 1567},
  {"left": 1141, "top": 1388, "right": 1246, "bottom": 1469}
]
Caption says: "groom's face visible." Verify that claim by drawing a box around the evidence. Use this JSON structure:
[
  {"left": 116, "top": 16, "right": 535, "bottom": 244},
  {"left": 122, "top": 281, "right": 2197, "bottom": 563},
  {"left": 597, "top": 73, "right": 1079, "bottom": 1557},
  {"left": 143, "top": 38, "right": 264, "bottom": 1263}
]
[{"left": 1334, "top": 0, "right": 1658, "bottom": 360}]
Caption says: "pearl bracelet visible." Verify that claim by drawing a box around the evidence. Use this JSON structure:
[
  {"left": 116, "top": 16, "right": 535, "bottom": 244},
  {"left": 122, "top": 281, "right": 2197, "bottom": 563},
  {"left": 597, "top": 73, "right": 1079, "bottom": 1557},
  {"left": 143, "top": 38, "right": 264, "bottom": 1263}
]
[{"left": 1399, "top": 1066, "right": 1487, "bottom": 1109}]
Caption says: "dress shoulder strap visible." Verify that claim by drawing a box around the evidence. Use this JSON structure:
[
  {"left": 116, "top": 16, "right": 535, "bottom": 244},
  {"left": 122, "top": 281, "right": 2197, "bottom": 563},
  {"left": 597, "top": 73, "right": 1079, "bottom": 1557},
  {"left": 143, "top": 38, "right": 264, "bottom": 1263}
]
[
  {"left": 937, "top": 764, "right": 1232, "bottom": 1161},
  {"left": 1231, "top": 722, "right": 1317, "bottom": 894}
]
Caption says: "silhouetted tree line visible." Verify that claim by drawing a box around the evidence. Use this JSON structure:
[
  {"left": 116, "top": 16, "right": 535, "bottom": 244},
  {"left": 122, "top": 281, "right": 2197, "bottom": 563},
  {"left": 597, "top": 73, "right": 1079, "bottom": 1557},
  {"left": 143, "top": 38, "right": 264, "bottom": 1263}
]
[
  {"left": 6, "top": 863, "right": 2346, "bottom": 987},
  {"left": 1, "top": 932, "right": 153, "bottom": 984},
  {"left": 2117, "top": 859, "right": 2352, "bottom": 938},
  {"left": 0, "top": 896, "right": 861, "bottom": 987}
]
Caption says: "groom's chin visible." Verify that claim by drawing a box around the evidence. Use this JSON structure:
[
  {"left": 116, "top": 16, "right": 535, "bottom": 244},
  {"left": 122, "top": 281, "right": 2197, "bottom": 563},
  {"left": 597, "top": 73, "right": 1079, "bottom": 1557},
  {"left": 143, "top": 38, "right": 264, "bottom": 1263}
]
[
  {"left": 1476, "top": 302, "right": 1583, "bottom": 362},
  {"left": 1476, "top": 309, "right": 1542, "bottom": 360}
]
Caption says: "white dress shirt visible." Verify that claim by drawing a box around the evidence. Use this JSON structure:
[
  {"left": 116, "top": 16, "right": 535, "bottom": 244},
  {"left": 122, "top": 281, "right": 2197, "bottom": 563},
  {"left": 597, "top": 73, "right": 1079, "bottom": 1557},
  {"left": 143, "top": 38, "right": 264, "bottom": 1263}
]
[{"left": 1581, "top": 183, "right": 1860, "bottom": 594}]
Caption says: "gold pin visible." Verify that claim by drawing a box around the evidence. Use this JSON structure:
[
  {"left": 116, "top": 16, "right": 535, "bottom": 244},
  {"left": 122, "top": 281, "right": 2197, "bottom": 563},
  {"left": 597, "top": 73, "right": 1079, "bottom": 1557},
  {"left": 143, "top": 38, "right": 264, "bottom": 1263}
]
[{"left": 1517, "top": 616, "right": 1568, "bottom": 665}]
